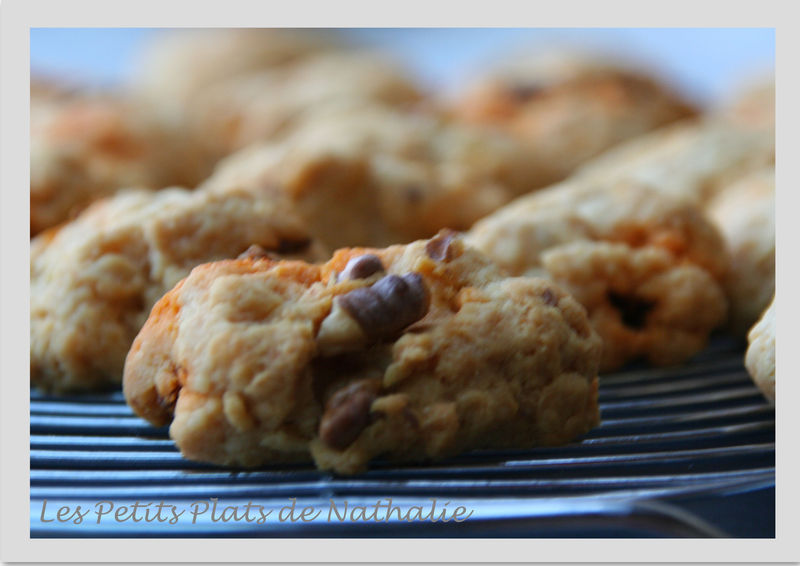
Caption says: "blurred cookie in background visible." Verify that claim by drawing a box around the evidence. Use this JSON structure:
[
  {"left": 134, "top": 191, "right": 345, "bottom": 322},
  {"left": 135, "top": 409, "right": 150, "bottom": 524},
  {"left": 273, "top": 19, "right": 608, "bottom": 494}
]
[
  {"left": 134, "top": 28, "right": 343, "bottom": 112},
  {"left": 186, "top": 50, "right": 427, "bottom": 158},
  {"left": 466, "top": 180, "right": 729, "bottom": 372},
  {"left": 574, "top": 116, "right": 774, "bottom": 207},
  {"left": 745, "top": 298, "right": 775, "bottom": 402},
  {"left": 30, "top": 84, "right": 214, "bottom": 236},
  {"left": 200, "top": 101, "right": 539, "bottom": 249},
  {"left": 707, "top": 167, "right": 775, "bottom": 337},
  {"left": 717, "top": 74, "right": 775, "bottom": 131},
  {"left": 452, "top": 49, "right": 697, "bottom": 188}
]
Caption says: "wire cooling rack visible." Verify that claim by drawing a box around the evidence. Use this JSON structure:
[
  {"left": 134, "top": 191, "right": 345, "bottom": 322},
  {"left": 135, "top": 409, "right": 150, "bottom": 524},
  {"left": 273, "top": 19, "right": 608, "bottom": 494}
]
[{"left": 29, "top": 338, "right": 774, "bottom": 537}]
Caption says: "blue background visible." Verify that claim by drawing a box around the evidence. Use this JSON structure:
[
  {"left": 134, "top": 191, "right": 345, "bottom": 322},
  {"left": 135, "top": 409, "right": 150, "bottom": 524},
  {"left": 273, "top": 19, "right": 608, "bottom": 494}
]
[{"left": 30, "top": 28, "right": 774, "bottom": 105}]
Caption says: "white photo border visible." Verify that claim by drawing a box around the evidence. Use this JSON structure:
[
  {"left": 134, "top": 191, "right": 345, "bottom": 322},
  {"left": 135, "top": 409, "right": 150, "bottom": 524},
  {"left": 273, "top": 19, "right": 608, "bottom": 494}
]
[{"left": 2, "top": 0, "right": 796, "bottom": 562}]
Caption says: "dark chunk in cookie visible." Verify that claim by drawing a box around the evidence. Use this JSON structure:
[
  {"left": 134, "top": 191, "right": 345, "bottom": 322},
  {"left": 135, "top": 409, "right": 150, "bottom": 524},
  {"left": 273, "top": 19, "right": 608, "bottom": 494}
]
[
  {"left": 607, "top": 292, "right": 655, "bottom": 330},
  {"left": 319, "top": 380, "right": 381, "bottom": 450},
  {"left": 339, "top": 273, "right": 430, "bottom": 340}
]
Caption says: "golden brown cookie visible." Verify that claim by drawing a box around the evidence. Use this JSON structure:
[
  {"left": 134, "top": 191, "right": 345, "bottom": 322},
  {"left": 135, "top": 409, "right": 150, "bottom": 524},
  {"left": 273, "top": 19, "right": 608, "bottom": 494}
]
[
  {"left": 123, "top": 231, "right": 602, "bottom": 474},
  {"left": 200, "top": 102, "right": 539, "bottom": 249},
  {"left": 453, "top": 50, "right": 696, "bottom": 188},
  {"left": 745, "top": 298, "right": 775, "bottom": 402},
  {"left": 31, "top": 187, "right": 326, "bottom": 392},
  {"left": 466, "top": 180, "right": 729, "bottom": 371},
  {"left": 185, "top": 50, "right": 425, "bottom": 157},
  {"left": 30, "top": 90, "right": 213, "bottom": 236},
  {"left": 575, "top": 117, "right": 775, "bottom": 206},
  {"left": 718, "top": 75, "right": 775, "bottom": 131},
  {"left": 707, "top": 168, "right": 775, "bottom": 336},
  {"left": 134, "top": 28, "right": 341, "bottom": 110}
]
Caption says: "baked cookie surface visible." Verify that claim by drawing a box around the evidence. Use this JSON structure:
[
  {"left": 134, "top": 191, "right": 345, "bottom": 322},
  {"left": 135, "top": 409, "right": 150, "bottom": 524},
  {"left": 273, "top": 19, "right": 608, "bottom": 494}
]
[
  {"left": 31, "top": 187, "right": 325, "bottom": 392},
  {"left": 200, "top": 103, "right": 538, "bottom": 249},
  {"left": 30, "top": 90, "right": 212, "bottom": 236},
  {"left": 135, "top": 28, "right": 341, "bottom": 109},
  {"left": 466, "top": 181, "right": 729, "bottom": 371},
  {"left": 707, "top": 168, "right": 775, "bottom": 336},
  {"left": 123, "top": 232, "right": 602, "bottom": 474},
  {"left": 719, "top": 75, "right": 774, "bottom": 131},
  {"left": 453, "top": 50, "right": 696, "bottom": 187},
  {"left": 187, "top": 51, "right": 425, "bottom": 157},
  {"left": 575, "top": 117, "right": 775, "bottom": 206},
  {"left": 745, "top": 299, "right": 775, "bottom": 402}
]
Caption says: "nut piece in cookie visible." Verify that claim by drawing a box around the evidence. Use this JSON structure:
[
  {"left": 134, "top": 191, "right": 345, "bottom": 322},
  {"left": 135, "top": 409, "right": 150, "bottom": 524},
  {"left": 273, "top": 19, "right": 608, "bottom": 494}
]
[
  {"left": 124, "top": 231, "right": 602, "bottom": 474},
  {"left": 31, "top": 187, "right": 326, "bottom": 393},
  {"left": 338, "top": 253, "right": 385, "bottom": 281},
  {"left": 745, "top": 299, "right": 775, "bottom": 402},
  {"left": 453, "top": 50, "right": 696, "bottom": 187},
  {"left": 318, "top": 379, "right": 382, "bottom": 450},
  {"left": 467, "top": 180, "right": 729, "bottom": 371},
  {"left": 707, "top": 168, "right": 774, "bottom": 336},
  {"left": 317, "top": 271, "right": 430, "bottom": 355}
]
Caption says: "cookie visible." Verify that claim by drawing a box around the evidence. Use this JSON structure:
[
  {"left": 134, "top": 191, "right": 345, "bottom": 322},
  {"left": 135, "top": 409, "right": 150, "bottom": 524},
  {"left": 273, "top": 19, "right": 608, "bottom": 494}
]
[
  {"left": 200, "top": 102, "right": 539, "bottom": 249},
  {"left": 453, "top": 50, "right": 697, "bottom": 188},
  {"left": 718, "top": 75, "right": 775, "bottom": 131},
  {"left": 30, "top": 91, "right": 213, "bottom": 236},
  {"left": 123, "top": 231, "right": 602, "bottom": 474},
  {"left": 575, "top": 117, "right": 775, "bottom": 206},
  {"left": 30, "top": 76, "right": 81, "bottom": 108},
  {"left": 707, "top": 168, "right": 775, "bottom": 336},
  {"left": 135, "top": 28, "right": 341, "bottom": 111},
  {"left": 466, "top": 180, "right": 729, "bottom": 371},
  {"left": 31, "top": 187, "right": 326, "bottom": 392},
  {"left": 186, "top": 51, "right": 425, "bottom": 157},
  {"left": 745, "top": 298, "right": 775, "bottom": 402}
]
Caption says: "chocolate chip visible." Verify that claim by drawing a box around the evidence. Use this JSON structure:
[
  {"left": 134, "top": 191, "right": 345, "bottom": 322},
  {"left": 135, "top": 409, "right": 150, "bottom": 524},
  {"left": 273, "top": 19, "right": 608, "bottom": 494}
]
[
  {"left": 319, "top": 380, "right": 380, "bottom": 450},
  {"left": 425, "top": 230, "right": 459, "bottom": 262},
  {"left": 340, "top": 254, "right": 384, "bottom": 281},
  {"left": 339, "top": 273, "right": 430, "bottom": 340}
]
